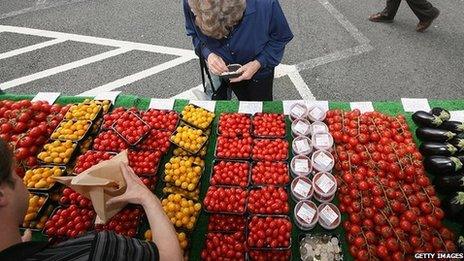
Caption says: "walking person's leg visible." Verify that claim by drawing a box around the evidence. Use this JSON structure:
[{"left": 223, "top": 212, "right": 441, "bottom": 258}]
[
  {"left": 230, "top": 75, "right": 274, "bottom": 101},
  {"left": 369, "top": 0, "right": 402, "bottom": 22},
  {"left": 406, "top": 0, "right": 440, "bottom": 32}
]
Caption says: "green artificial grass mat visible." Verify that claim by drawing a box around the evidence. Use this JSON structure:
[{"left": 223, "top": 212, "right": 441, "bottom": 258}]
[{"left": 2, "top": 93, "right": 463, "bottom": 260}]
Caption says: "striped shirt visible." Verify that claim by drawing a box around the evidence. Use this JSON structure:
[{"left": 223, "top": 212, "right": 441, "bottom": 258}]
[{"left": 0, "top": 231, "right": 159, "bottom": 261}]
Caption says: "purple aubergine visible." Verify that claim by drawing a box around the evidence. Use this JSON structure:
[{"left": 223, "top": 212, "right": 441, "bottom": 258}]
[
  {"left": 419, "top": 142, "right": 458, "bottom": 156},
  {"left": 416, "top": 127, "right": 456, "bottom": 142},
  {"left": 412, "top": 111, "right": 443, "bottom": 128},
  {"left": 440, "top": 121, "right": 464, "bottom": 133},
  {"left": 430, "top": 107, "right": 451, "bottom": 121},
  {"left": 424, "top": 156, "right": 463, "bottom": 175},
  {"left": 434, "top": 174, "right": 464, "bottom": 194}
]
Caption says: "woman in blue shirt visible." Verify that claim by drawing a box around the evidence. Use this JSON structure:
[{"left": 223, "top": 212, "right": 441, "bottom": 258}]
[{"left": 183, "top": 0, "right": 293, "bottom": 101}]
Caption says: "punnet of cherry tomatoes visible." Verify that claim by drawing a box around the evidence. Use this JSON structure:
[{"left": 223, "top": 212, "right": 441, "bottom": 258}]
[
  {"left": 325, "top": 109, "right": 458, "bottom": 260},
  {"left": 0, "top": 100, "right": 70, "bottom": 177}
]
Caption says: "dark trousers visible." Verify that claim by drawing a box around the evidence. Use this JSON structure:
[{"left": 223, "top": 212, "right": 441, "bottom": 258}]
[
  {"left": 381, "top": 0, "right": 439, "bottom": 21},
  {"left": 213, "top": 75, "right": 274, "bottom": 101}
]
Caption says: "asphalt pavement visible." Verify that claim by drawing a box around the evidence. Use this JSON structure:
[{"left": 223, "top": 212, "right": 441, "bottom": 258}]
[{"left": 0, "top": 0, "right": 463, "bottom": 101}]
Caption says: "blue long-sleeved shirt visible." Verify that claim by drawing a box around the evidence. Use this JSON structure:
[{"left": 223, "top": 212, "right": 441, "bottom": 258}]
[{"left": 183, "top": 0, "right": 294, "bottom": 79}]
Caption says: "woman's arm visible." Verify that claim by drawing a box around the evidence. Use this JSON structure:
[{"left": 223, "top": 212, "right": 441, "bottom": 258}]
[
  {"left": 255, "top": 0, "right": 294, "bottom": 69},
  {"left": 183, "top": 0, "right": 211, "bottom": 59},
  {"left": 107, "top": 163, "right": 182, "bottom": 261}
]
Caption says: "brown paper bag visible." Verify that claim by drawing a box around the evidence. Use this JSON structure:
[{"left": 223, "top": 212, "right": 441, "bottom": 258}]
[{"left": 54, "top": 150, "right": 129, "bottom": 223}]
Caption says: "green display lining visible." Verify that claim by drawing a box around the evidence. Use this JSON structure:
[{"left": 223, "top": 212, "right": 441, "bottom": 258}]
[{"left": 1, "top": 93, "right": 462, "bottom": 261}]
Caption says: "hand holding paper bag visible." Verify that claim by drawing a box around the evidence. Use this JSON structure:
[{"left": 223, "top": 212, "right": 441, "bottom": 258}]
[{"left": 54, "top": 150, "right": 129, "bottom": 223}]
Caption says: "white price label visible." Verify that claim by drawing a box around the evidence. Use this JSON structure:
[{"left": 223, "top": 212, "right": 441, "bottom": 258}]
[
  {"left": 238, "top": 101, "right": 262, "bottom": 114},
  {"left": 315, "top": 134, "right": 331, "bottom": 147},
  {"left": 312, "top": 124, "right": 327, "bottom": 134},
  {"left": 294, "top": 158, "right": 309, "bottom": 173},
  {"left": 401, "top": 98, "right": 431, "bottom": 112},
  {"left": 294, "top": 179, "right": 311, "bottom": 197},
  {"left": 31, "top": 92, "right": 61, "bottom": 104},
  {"left": 294, "top": 121, "right": 309, "bottom": 135},
  {"left": 297, "top": 203, "right": 316, "bottom": 223},
  {"left": 94, "top": 91, "right": 121, "bottom": 104},
  {"left": 295, "top": 139, "right": 310, "bottom": 153},
  {"left": 350, "top": 102, "right": 374, "bottom": 113},
  {"left": 450, "top": 111, "right": 464, "bottom": 122},
  {"left": 149, "top": 99, "right": 175, "bottom": 110},
  {"left": 316, "top": 174, "right": 335, "bottom": 193},
  {"left": 314, "top": 152, "right": 333, "bottom": 168},
  {"left": 320, "top": 205, "right": 338, "bottom": 225},
  {"left": 190, "top": 100, "right": 216, "bottom": 112},
  {"left": 309, "top": 107, "right": 324, "bottom": 120},
  {"left": 291, "top": 104, "right": 306, "bottom": 118}
]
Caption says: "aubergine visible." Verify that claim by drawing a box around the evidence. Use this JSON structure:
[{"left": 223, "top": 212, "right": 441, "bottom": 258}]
[
  {"left": 449, "top": 138, "right": 464, "bottom": 152},
  {"left": 416, "top": 127, "right": 456, "bottom": 142},
  {"left": 458, "top": 232, "right": 464, "bottom": 253},
  {"left": 440, "top": 120, "right": 464, "bottom": 133},
  {"left": 442, "top": 191, "right": 464, "bottom": 222},
  {"left": 412, "top": 111, "right": 443, "bottom": 127},
  {"left": 430, "top": 107, "right": 451, "bottom": 121},
  {"left": 419, "top": 142, "right": 458, "bottom": 156},
  {"left": 424, "top": 156, "right": 463, "bottom": 175},
  {"left": 458, "top": 236, "right": 464, "bottom": 253},
  {"left": 434, "top": 174, "right": 464, "bottom": 194}
]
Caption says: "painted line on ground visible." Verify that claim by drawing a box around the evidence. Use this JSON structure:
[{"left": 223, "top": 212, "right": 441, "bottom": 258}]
[
  {"left": 287, "top": 67, "right": 316, "bottom": 101},
  {"left": 0, "top": 38, "right": 67, "bottom": 60},
  {"left": 0, "top": 48, "right": 131, "bottom": 90},
  {"left": 78, "top": 55, "right": 195, "bottom": 96},
  {"left": 296, "top": 44, "right": 373, "bottom": 71},
  {"left": 172, "top": 84, "right": 204, "bottom": 100},
  {"left": 0, "top": 0, "right": 87, "bottom": 20},
  {"left": 317, "top": 0, "right": 370, "bottom": 45},
  {"left": 0, "top": 25, "right": 196, "bottom": 57}
]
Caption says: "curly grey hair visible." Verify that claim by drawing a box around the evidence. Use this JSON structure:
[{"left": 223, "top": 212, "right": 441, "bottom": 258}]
[{"left": 188, "top": 0, "right": 246, "bottom": 39}]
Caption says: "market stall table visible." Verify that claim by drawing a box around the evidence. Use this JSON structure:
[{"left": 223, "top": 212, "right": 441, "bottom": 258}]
[{"left": 1, "top": 92, "right": 463, "bottom": 261}]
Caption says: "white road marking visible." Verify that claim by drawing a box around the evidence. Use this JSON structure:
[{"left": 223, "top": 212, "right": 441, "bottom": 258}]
[
  {"left": 172, "top": 84, "right": 204, "bottom": 100},
  {"left": 0, "top": 38, "right": 66, "bottom": 60},
  {"left": 317, "top": 0, "right": 370, "bottom": 45},
  {"left": 0, "top": 0, "right": 87, "bottom": 20},
  {"left": 79, "top": 55, "right": 194, "bottom": 96},
  {"left": 0, "top": 48, "right": 131, "bottom": 90},
  {"left": 297, "top": 44, "right": 373, "bottom": 71},
  {"left": 0, "top": 25, "right": 196, "bottom": 57},
  {"left": 287, "top": 67, "right": 316, "bottom": 101},
  {"left": 0, "top": 0, "right": 372, "bottom": 99}
]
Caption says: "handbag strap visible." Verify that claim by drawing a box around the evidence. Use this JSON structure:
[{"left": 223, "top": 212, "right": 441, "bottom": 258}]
[{"left": 199, "top": 56, "right": 219, "bottom": 96}]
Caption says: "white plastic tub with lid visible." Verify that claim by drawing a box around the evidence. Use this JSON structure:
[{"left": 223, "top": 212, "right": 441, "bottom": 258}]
[
  {"left": 312, "top": 172, "right": 337, "bottom": 203},
  {"left": 292, "top": 136, "right": 313, "bottom": 156},
  {"left": 294, "top": 200, "right": 318, "bottom": 231},
  {"left": 312, "top": 133, "right": 334, "bottom": 151},
  {"left": 310, "top": 121, "right": 329, "bottom": 134},
  {"left": 307, "top": 106, "right": 326, "bottom": 122},
  {"left": 289, "top": 103, "right": 308, "bottom": 121},
  {"left": 291, "top": 118, "right": 311, "bottom": 137},
  {"left": 311, "top": 150, "right": 335, "bottom": 173},
  {"left": 317, "top": 203, "right": 341, "bottom": 230},
  {"left": 291, "top": 176, "right": 314, "bottom": 202},
  {"left": 290, "top": 155, "right": 312, "bottom": 178}
]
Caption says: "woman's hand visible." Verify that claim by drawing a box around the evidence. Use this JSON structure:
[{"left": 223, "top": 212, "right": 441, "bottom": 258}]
[
  {"left": 229, "top": 60, "right": 261, "bottom": 83},
  {"left": 106, "top": 162, "right": 154, "bottom": 206},
  {"left": 207, "top": 53, "right": 228, "bottom": 75}
]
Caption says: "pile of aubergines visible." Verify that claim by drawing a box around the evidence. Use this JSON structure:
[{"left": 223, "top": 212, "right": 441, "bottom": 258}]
[{"left": 413, "top": 107, "right": 464, "bottom": 222}]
